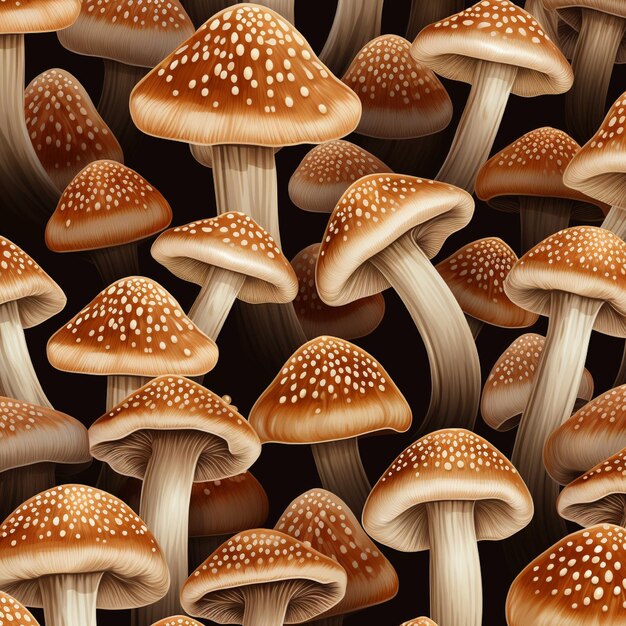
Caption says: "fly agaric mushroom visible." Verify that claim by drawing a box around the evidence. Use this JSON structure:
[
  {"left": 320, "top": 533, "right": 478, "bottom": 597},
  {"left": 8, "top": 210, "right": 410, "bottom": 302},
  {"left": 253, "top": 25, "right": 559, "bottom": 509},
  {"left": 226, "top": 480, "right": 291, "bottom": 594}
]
[
  {"left": 181, "top": 529, "right": 347, "bottom": 625},
  {"left": 523, "top": 0, "right": 559, "bottom": 40},
  {"left": 411, "top": 0, "right": 573, "bottom": 192},
  {"left": 405, "top": 0, "right": 464, "bottom": 40},
  {"left": 363, "top": 428, "right": 533, "bottom": 626},
  {"left": 0, "top": 591, "right": 41, "bottom": 625},
  {"left": 250, "top": 336, "right": 412, "bottom": 515},
  {"left": 151, "top": 619, "right": 203, "bottom": 626},
  {"left": 316, "top": 174, "right": 480, "bottom": 434},
  {"left": 400, "top": 619, "right": 437, "bottom": 626}
]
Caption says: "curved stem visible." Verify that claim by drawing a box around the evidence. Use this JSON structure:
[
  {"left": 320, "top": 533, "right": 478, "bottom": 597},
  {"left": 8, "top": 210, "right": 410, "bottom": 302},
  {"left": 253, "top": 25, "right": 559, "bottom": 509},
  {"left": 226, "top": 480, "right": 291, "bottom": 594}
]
[
  {"left": 602, "top": 205, "right": 626, "bottom": 238},
  {"left": 0, "top": 463, "right": 55, "bottom": 521},
  {"left": 523, "top": 0, "right": 559, "bottom": 41},
  {"left": 466, "top": 315, "right": 483, "bottom": 340},
  {"left": 406, "top": 0, "right": 465, "bottom": 40},
  {"left": 253, "top": 0, "right": 294, "bottom": 22},
  {"left": 519, "top": 197, "right": 573, "bottom": 252},
  {"left": 39, "top": 573, "right": 102, "bottom": 626},
  {"left": 184, "top": 0, "right": 236, "bottom": 28},
  {"left": 89, "top": 243, "right": 141, "bottom": 286}
]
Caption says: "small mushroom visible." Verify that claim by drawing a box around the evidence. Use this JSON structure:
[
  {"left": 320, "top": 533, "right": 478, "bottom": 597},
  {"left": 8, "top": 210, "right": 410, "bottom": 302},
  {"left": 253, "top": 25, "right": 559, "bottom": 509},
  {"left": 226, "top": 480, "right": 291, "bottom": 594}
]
[
  {"left": 151, "top": 619, "right": 203, "bottom": 626},
  {"left": 400, "top": 619, "right": 437, "bottom": 626},
  {"left": 0, "top": 591, "right": 42, "bottom": 625}
]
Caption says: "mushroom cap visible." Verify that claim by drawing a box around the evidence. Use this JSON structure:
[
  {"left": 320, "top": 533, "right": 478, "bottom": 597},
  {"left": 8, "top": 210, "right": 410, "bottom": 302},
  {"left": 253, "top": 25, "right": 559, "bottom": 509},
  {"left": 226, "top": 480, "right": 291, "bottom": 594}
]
[
  {"left": 288, "top": 140, "right": 392, "bottom": 214},
  {"left": 292, "top": 244, "right": 385, "bottom": 340},
  {"left": 342, "top": 35, "right": 452, "bottom": 139},
  {"left": 362, "top": 428, "right": 533, "bottom": 552},
  {"left": 47, "top": 276, "right": 218, "bottom": 376},
  {"left": 46, "top": 160, "right": 172, "bottom": 253},
  {"left": 0, "top": 591, "right": 40, "bottom": 625},
  {"left": 129, "top": 4, "right": 362, "bottom": 147},
  {"left": 24, "top": 69, "right": 124, "bottom": 193},
  {"left": 481, "top": 333, "right": 594, "bottom": 431},
  {"left": 316, "top": 174, "right": 474, "bottom": 307},
  {"left": 410, "top": 0, "right": 573, "bottom": 98},
  {"left": 504, "top": 226, "right": 626, "bottom": 337},
  {"left": 401, "top": 619, "right": 438, "bottom": 626},
  {"left": 436, "top": 237, "right": 539, "bottom": 329},
  {"left": 151, "top": 618, "right": 203, "bottom": 626},
  {"left": 57, "top": 0, "right": 194, "bottom": 68},
  {"left": 0, "top": 0, "right": 79, "bottom": 33},
  {"left": 151, "top": 212, "right": 298, "bottom": 304},
  {"left": 275, "top": 489, "right": 399, "bottom": 617},
  {"left": 0, "top": 484, "right": 170, "bottom": 609},
  {"left": 249, "top": 335, "right": 411, "bottom": 444},
  {"left": 180, "top": 529, "right": 347, "bottom": 622},
  {"left": 0, "top": 236, "right": 66, "bottom": 328},
  {"left": 89, "top": 375, "right": 261, "bottom": 482},
  {"left": 506, "top": 524, "right": 626, "bottom": 625}
]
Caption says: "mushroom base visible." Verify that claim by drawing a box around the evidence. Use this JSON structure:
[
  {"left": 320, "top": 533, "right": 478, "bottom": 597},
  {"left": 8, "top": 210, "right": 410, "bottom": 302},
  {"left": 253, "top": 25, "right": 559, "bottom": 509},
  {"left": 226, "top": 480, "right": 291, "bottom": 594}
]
[
  {"left": 0, "top": 462, "right": 55, "bottom": 521},
  {"left": 406, "top": 0, "right": 465, "bottom": 40},
  {"left": 89, "top": 243, "right": 141, "bottom": 286},
  {"left": 39, "top": 572, "right": 103, "bottom": 626},
  {"left": 252, "top": 0, "right": 294, "bottom": 22},
  {"left": 519, "top": 196, "right": 573, "bottom": 253}
]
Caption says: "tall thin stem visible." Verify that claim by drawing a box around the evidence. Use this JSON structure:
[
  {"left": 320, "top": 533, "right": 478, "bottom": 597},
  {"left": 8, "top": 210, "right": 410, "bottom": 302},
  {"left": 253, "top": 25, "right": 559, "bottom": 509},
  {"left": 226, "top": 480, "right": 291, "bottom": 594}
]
[
  {"left": 89, "top": 243, "right": 141, "bottom": 286},
  {"left": 0, "top": 463, "right": 55, "bottom": 521},
  {"left": 406, "top": 0, "right": 465, "bottom": 40},
  {"left": 39, "top": 573, "right": 103, "bottom": 626},
  {"left": 602, "top": 205, "right": 626, "bottom": 239},
  {"left": 519, "top": 197, "right": 574, "bottom": 252}
]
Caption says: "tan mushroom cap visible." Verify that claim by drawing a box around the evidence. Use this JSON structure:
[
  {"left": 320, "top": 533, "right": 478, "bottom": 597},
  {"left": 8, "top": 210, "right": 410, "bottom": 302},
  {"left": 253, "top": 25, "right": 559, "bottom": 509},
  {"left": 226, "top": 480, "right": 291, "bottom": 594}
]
[
  {"left": 436, "top": 237, "right": 539, "bottom": 329},
  {"left": 481, "top": 333, "right": 594, "bottom": 431},
  {"left": 410, "top": 0, "right": 573, "bottom": 98},
  {"left": 0, "top": 591, "right": 41, "bottom": 625},
  {"left": 506, "top": 524, "right": 626, "bottom": 625},
  {"left": 0, "top": 484, "right": 169, "bottom": 609},
  {"left": 362, "top": 429, "right": 533, "bottom": 552},
  {"left": 181, "top": 529, "right": 347, "bottom": 622},
  {"left": 317, "top": 174, "right": 474, "bottom": 306},
  {"left": 249, "top": 335, "right": 412, "bottom": 444},
  {"left": 130, "top": 4, "right": 362, "bottom": 147},
  {"left": 504, "top": 226, "right": 626, "bottom": 337},
  {"left": 151, "top": 212, "right": 298, "bottom": 304},
  {"left": 275, "top": 489, "right": 399, "bottom": 617},
  {"left": 401, "top": 619, "right": 438, "bottom": 626},
  {"left": 0, "top": 0, "right": 79, "bottom": 33},
  {"left": 342, "top": 35, "right": 452, "bottom": 139},
  {"left": 151, "top": 618, "right": 203, "bottom": 626},
  {"left": 288, "top": 140, "right": 392, "bottom": 214},
  {"left": 47, "top": 276, "right": 218, "bottom": 376}
]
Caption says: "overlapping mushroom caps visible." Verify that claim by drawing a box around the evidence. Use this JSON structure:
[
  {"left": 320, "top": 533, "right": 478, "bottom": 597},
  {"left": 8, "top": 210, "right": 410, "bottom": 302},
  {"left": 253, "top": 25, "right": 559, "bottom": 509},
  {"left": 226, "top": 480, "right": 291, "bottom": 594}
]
[
  {"left": 363, "top": 428, "right": 533, "bottom": 626},
  {"left": 405, "top": 0, "right": 464, "bottom": 39},
  {"left": 0, "top": 591, "right": 41, "bottom": 625},
  {"left": 411, "top": 0, "right": 573, "bottom": 192},
  {"left": 317, "top": 174, "right": 480, "bottom": 435}
]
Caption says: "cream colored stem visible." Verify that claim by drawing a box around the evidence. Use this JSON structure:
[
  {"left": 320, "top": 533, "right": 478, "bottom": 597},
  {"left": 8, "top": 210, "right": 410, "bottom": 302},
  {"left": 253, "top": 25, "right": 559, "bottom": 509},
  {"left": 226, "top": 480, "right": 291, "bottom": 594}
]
[
  {"left": 466, "top": 315, "right": 483, "bottom": 340},
  {"left": 89, "top": 243, "right": 141, "bottom": 286},
  {"left": 602, "top": 206, "right": 626, "bottom": 238},
  {"left": 523, "top": 0, "right": 558, "bottom": 41},
  {"left": 39, "top": 573, "right": 103, "bottom": 626},
  {"left": 519, "top": 196, "right": 573, "bottom": 252},
  {"left": 253, "top": 0, "right": 294, "bottom": 22},
  {"left": 406, "top": 0, "right": 464, "bottom": 40},
  {"left": 0, "top": 462, "right": 55, "bottom": 520},
  {"left": 242, "top": 583, "right": 294, "bottom": 626}
]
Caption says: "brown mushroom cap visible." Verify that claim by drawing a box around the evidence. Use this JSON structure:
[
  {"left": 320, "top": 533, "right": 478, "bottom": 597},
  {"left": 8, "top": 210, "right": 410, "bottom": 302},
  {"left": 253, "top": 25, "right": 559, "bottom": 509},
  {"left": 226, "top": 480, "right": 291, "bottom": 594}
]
[
  {"left": 401, "top": 619, "right": 438, "bottom": 626},
  {"left": 0, "top": 591, "right": 41, "bottom": 625},
  {"left": 0, "top": 0, "right": 80, "bottom": 33},
  {"left": 151, "top": 618, "right": 203, "bottom": 626}
]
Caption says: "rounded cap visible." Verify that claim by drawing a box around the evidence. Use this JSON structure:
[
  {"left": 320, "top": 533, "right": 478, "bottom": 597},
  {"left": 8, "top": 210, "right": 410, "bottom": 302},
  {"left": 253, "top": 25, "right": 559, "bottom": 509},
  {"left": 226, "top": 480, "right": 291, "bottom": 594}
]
[
  {"left": 130, "top": 4, "right": 362, "bottom": 147},
  {"left": 317, "top": 174, "right": 474, "bottom": 306},
  {"left": 401, "top": 619, "right": 437, "bottom": 626},
  {"left": 0, "top": 0, "right": 79, "bottom": 33},
  {"left": 362, "top": 428, "right": 533, "bottom": 552},
  {"left": 275, "top": 489, "right": 399, "bottom": 617},
  {"left": 504, "top": 226, "right": 626, "bottom": 337},
  {"left": 410, "top": 0, "right": 573, "bottom": 97},
  {"left": 47, "top": 276, "right": 218, "bottom": 376},
  {"left": 151, "top": 212, "right": 297, "bottom": 304},
  {"left": 249, "top": 335, "right": 411, "bottom": 444},
  {"left": 151, "top": 619, "right": 203, "bottom": 626},
  {"left": 342, "top": 35, "right": 452, "bottom": 139},
  {"left": 0, "top": 591, "right": 40, "bottom": 625},
  {"left": 0, "top": 484, "right": 170, "bottom": 609},
  {"left": 288, "top": 140, "right": 392, "bottom": 214}
]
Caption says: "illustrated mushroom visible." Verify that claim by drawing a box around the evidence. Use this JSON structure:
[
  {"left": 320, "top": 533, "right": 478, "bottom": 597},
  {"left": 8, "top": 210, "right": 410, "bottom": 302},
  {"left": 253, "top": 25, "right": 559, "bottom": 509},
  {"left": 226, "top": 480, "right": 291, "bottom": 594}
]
[
  {"left": 363, "top": 428, "right": 533, "bottom": 626},
  {"left": 316, "top": 174, "right": 480, "bottom": 434},
  {"left": 250, "top": 0, "right": 294, "bottom": 22},
  {"left": 180, "top": 529, "right": 347, "bottom": 625},
  {"left": 183, "top": 0, "right": 235, "bottom": 28},
  {"left": 411, "top": 0, "right": 573, "bottom": 192},
  {"left": 523, "top": 0, "right": 559, "bottom": 40},
  {"left": 405, "top": 0, "right": 464, "bottom": 40},
  {"left": 400, "top": 619, "right": 437, "bottom": 626},
  {"left": 0, "top": 484, "right": 170, "bottom": 626},
  {"left": 151, "top": 619, "right": 203, "bottom": 626},
  {"left": 0, "top": 591, "right": 42, "bottom": 625},
  {"left": 250, "top": 335, "right": 412, "bottom": 515}
]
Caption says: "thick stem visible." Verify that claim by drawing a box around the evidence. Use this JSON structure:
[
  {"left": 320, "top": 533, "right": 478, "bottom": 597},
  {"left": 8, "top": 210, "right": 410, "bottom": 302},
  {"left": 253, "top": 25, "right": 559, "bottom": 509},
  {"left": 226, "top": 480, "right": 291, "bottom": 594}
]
[
  {"left": 519, "top": 196, "right": 574, "bottom": 252},
  {"left": 185, "top": 0, "right": 236, "bottom": 28},
  {"left": 602, "top": 205, "right": 626, "bottom": 239},
  {"left": 436, "top": 61, "right": 517, "bottom": 193},
  {"left": 406, "top": 0, "right": 465, "bottom": 40},
  {"left": 0, "top": 462, "right": 55, "bottom": 520},
  {"left": 242, "top": 583, "right": 295, "bottom": 626},
  {"left": 89, "top": 243, "right": 141, "bottom": 286},
  {"left": 523, "top": 0, "right": 559, "bottom": 41},
  {"left": 466, "top": 315, "right": 483, "bottom": 340},
  {"left": 39, "top": 573, "right": 102, "bottom": 626},
  {"left": 253, "top": 0, "right": 294, "bottom": 22}
]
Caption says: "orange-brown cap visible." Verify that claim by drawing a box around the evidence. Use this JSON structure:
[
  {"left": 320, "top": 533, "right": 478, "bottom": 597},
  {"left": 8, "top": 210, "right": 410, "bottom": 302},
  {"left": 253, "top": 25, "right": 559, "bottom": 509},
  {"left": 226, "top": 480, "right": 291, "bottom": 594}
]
[
  {"left": 0, "top": 0, "right": 79, "bottom": 33},
  {"left": 0, "top": 591, "right": 41, "bottom": 625},
  {"left": 47, "top": 276, "right": 218, "bottom": 376},
  {"left": 130, "top": 4, "right": 362, "bottom": 147},
  {"left": 401, "top": 619, "right": 438, "bottom": 626},
  {"left": 151, "top": 618, "right": 203, "bottom": 626}
]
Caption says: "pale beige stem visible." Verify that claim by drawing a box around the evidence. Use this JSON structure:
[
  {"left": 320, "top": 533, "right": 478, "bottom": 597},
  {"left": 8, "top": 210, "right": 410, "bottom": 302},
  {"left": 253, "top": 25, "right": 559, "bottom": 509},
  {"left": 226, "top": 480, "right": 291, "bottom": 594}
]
[{"left": 39, "top": 573, "right": 103, "bottom": 626}]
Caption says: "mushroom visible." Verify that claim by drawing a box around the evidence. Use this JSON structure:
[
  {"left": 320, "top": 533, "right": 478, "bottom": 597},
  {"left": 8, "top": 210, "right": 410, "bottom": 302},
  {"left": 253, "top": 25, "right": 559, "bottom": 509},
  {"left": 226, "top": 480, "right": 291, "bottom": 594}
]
[
  {"left": 316, "top": 174, "right": 480, "bottom": 434},
  {"left": 151, "top": 619, "right": 203, "bottom": 626},
  {"left": 362, "top": 428, "right": 533, "bottom": 626},
  {"left": 411, "top": 0, "right": 573, "bottom": 192},
  {"left": 180, "top": 529, "right": 347, "bottom": 625},
  {"left": 400, "top": 619, "right": 437, "bottom": 626},
  {"left": 249, "top": 335, "right": 412, "bottom": 515},
  {"left": 46, "top": 160, "right": 173, "bottom": 285},
  {"left": 89, "top": 375, "right": 262, "bottom": 621},
  {"left": 0, "top": 484, "right": 170, "bottom": 626},
  {"left": 250, "top": 0, "right": 294, "bottom": 22},
  {"left": 0, "top": 591, "right": 42, "bottom": 625},
  {"left": 184, "top": 0, "right": 235, "bottom": 28},
  {"left": 523, "top": 0, "right": 559, "bottom": 41},
  {"left": 436, "top": 237, "right": 539, "bottom": 338},
  {"left": 405, "top": 0, "right": 464, "bottom": 40}
]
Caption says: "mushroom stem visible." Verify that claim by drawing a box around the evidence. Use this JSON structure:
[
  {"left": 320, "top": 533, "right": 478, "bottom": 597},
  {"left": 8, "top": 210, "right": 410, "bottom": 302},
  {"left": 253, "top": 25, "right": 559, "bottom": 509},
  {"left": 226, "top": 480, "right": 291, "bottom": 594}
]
[
  {"left": 466, "top": 315, "right": 483, "bottom": 340},
  {"left": 89, "top": 243, "right": 141, "bottom": 286},
  {"left": 370, "top": 234, "right": 481, "bottom": 433},
  {"left": 426, "top": 500, "right": 481, "bottom": 626},
  {"left": 311, "top": 437, "right": 371, "bottom": 515},
  {"left": 0, "top": 462, "right": 55, "bottom": 521},
  {"left": 519, "top": 197, "right": 574, "bottom": 252},
  {"left": 242, "top": 581, "right": 300, "bottom": 626},
  {"left": 406, "top": 0, "right": 465, "bottom": 40},
  {"left": 106, "top": 375, "right": 151, "bottom": 411},
  {"left": 189, "top": 534, "right": 225, "bottom": 572},
  {"left": 436, "top": 61, "right": 518, "bottom": 192},
  {"left": 185, "top": 0, "right": 236, "bottom": 28},
  {"left": 252, "top": 0, "right": 294, "bottom": 22},
  {"left": 601, "top": 206, "right": 626, "bottom": 238},
  {"left": 523, "top": 0, "right": 558, "bottom": 41},
  {"left": 39, "top": 572, "right": 103, "bottom": 626}
]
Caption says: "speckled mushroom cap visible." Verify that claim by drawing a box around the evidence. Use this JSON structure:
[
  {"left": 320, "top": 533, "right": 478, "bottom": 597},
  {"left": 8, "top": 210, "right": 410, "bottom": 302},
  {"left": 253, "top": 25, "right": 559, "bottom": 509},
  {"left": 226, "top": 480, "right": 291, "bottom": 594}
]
[
  {"left": 400, "top": 619, "right": 437, "bottom": 626},
  {"left": 151, "top": 212, "right": 298, "bottom": 304},
  {"left": 504, "top": 226, "right": 626, "bottom": 337},
  {"left": 89, "top": 375, "right": 261, "bottom": 482},
  {"left": 151, "top": 618, "right": 203, "bottom": 626},
  {"left": 410, "top": 0, "right": 573, "bottom": 97},
  {"left": 275, "top": 489, "right": 399, "bottom": 617},
  {"left": 47, "top": 276, "right": 218, "bottom": 376},
  {"left": 342, "top": 35, "right": 452, "bottom": 139},
  {"left": 288, "top": 140, "right": 392, "bottom": 214},
  {"left": 57, "top": 0, "right": 194, "bottom": 68},
  {"left": 0, "top": 484, "right": 169, "bottom": 609},
  {"left": 362, "top": 429, "right": 533, "bottom": 551},
  {"left": 481, "top": 333, "right": 594, "bottom": 431},
  {"left": 0, "top": 236, "right": 66, "bottom": 328},
  {"left": 506, "top": 524, "right": 626, "bottom": 625},
  {"left": 436, "top": 237, "right": 539, "bottom": 329},
  {"left": 249, "top": 336, "right": 411, "bottom": 444},
  {"left": 0, "top": 591, "right": 41, "bottom": 625},
  {"left": 0, "top": 0, "right": 79, "bottom": 33},
  {"left": 129, "top": 4, "right": 362, "bottom": 147},
  {"left": 24, "top": 69, "right": 124, "bottom": 193},
  {"left": 317, "top": 174, "right": 474, "bottom": 306},
  {"left": 180, "top": 529, "right": 347, "bottom": 622}
]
